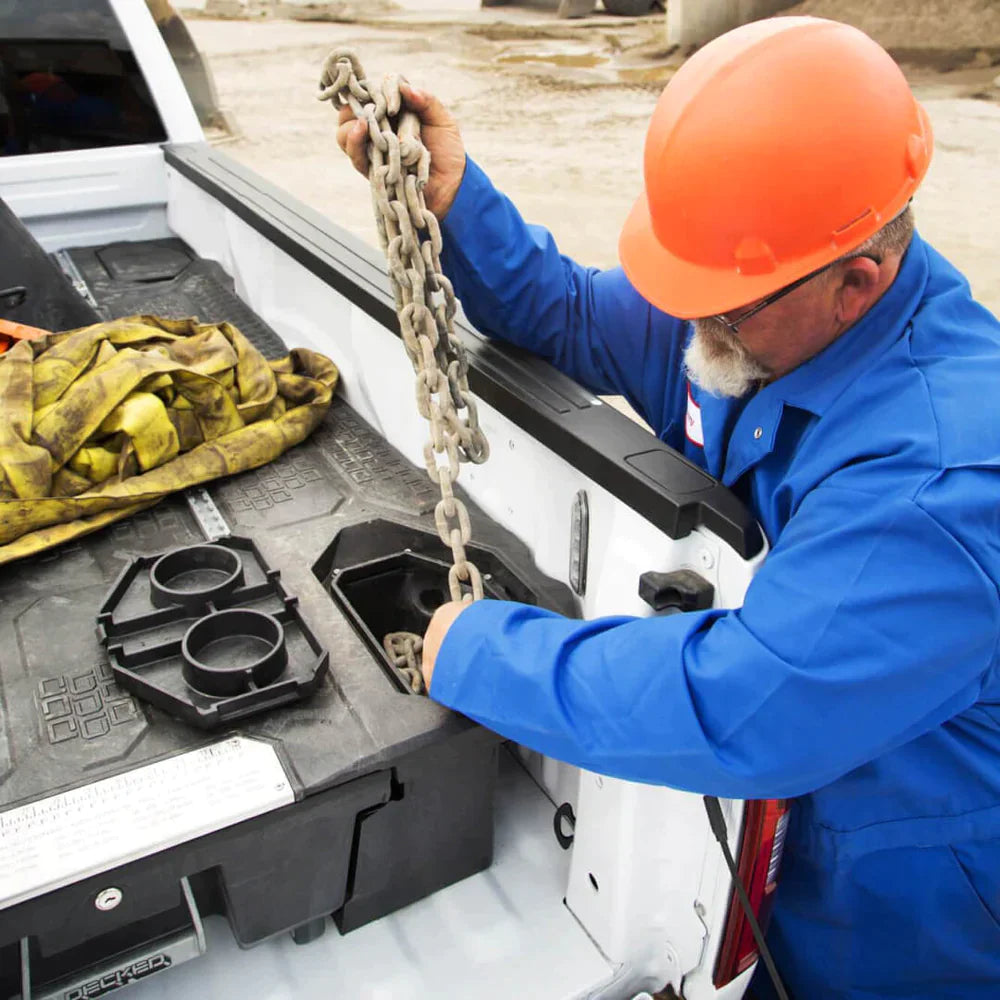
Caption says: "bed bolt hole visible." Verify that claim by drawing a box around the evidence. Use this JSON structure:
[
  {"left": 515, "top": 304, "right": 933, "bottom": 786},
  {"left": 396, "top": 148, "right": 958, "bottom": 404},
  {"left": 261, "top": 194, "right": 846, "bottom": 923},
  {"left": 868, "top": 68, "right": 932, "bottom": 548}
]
[{"left": 588, "top": 873, "right": 599, "bottom": 893}]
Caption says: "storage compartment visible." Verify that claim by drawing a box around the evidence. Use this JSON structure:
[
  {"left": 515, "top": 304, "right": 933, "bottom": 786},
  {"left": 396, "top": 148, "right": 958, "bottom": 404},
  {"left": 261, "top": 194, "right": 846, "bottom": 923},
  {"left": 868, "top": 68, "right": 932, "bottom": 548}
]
[
  {"left": 0, "top": 770, "right": 391, "bottom": 1000},
  {"left": 315, "top": 518, "right": 542, "bottom": 694},
  {"left": 310, "top": 518, "right": 570, "bottom": 930},
  {"left": 336, "top": 731, "right": 500, "bottom": 934}
]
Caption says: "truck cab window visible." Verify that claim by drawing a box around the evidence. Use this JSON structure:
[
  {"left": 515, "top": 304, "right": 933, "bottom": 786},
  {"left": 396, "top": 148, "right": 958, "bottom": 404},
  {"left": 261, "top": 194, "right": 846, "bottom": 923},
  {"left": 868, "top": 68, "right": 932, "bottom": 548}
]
[{"left": 0, "top": 0, "right": 167, "bottom": 156}]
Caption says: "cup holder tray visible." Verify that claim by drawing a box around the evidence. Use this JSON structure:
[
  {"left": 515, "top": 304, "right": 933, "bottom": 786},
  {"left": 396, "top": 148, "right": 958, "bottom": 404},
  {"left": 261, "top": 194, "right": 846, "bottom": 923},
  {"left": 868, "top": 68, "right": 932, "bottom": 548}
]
[{"left": 97, "top": 537, "right": 328, "bottom": 728}]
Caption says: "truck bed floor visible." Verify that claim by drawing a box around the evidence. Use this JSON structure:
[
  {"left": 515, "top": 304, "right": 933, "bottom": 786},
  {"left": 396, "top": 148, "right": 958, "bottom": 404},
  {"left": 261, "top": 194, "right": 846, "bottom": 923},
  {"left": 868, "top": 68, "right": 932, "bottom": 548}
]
[{"left": 65, "top": 237, "right": 287, "bottom": 359}]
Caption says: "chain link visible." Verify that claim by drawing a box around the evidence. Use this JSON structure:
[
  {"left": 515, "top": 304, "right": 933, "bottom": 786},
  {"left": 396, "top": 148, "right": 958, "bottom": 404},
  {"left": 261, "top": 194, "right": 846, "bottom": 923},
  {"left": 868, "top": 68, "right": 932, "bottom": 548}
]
[
  {"left": 383, "top": 632, "right": 425, "bottom": 694},
  {"left": 320, "top": 49, "right": 490, "bottom": 691}
]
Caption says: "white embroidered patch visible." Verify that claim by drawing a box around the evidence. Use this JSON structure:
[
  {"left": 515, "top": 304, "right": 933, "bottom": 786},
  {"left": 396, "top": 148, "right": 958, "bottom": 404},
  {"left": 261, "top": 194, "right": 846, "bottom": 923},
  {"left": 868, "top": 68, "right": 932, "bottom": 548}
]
[{"left": 685, "top": 384, "right": 704, "bottom": 447}]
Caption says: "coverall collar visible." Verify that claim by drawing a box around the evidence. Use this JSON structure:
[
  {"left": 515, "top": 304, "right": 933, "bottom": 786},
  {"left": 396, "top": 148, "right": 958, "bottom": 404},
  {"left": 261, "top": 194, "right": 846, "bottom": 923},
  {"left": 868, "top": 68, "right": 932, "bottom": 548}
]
[
  {"left": 772, "top": 233, "right": 931, "bottom": 417},
  {"left": 708, "top": 233, "right": 932, "bottom": 489}
]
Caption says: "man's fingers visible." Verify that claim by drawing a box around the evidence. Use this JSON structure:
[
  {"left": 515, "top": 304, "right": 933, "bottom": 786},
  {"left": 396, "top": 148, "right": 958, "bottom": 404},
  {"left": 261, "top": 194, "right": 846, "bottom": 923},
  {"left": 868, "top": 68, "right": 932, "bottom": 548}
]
[
  {"left": 420, "top": 600, "right": 468, "bottom": 694},
  {"left": 349, "top": 119, "right": 368, "bottom": 172},
  {"left": 337, "top": 104, "right": 355, "bottom": 125},
  {"left": 399, "top": 82, "right": 454, "bottom": 129},
  {"left": 398, "top": 81, "right": 426, "bottom": 108},
  {"left": 335, "top": 120, "right": 354, "bottom": 154},
  {"left": 336, "top": 118, "right": 369, "bottom": 174}
]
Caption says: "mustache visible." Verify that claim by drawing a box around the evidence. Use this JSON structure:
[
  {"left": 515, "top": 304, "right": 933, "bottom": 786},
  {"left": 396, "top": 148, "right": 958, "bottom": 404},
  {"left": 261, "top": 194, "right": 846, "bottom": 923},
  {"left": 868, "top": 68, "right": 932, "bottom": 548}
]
[
  {"left": 691, "top": 316, "right": 754, "bottom": 358},
  {"left": 685, "top": 317, "right": 772, "bottom": 398}
]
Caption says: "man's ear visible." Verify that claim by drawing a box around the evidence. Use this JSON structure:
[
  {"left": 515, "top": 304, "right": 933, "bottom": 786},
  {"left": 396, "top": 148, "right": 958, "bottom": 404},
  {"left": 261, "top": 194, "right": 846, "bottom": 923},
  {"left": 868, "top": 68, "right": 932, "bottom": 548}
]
[{"left": 834, "top": 256, "right": 882, "bottom": 327}]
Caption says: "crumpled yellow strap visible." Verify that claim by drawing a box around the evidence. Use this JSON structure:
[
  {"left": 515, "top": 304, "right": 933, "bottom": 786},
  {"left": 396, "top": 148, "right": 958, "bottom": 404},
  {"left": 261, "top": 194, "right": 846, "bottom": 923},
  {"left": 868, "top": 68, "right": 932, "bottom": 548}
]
[
  {"left": 99, "top": 391, "right": 180, "bottom": 471},
  {"left": 0, "top": 339, "right": 52, "bottom": 499},
  {"left": 0, "top": 316, "right": 339, "bottom": 564}
]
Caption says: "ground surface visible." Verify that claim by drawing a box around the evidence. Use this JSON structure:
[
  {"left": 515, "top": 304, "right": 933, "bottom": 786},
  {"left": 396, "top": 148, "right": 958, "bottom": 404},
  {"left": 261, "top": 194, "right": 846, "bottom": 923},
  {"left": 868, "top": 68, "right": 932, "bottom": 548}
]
[
  {"left": 786, "top": 0, "right": 1000, "bottom": 51},
  {"left": 185, "top": 4, "right": 1000, "bottom": 317}
]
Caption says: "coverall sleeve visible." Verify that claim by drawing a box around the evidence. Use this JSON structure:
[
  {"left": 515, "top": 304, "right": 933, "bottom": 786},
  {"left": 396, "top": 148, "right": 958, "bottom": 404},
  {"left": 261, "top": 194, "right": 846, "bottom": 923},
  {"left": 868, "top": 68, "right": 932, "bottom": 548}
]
[
  {"left": 430, "top": 482, "right": 1000, "bottom": 799},
  {"left": 440, "top": 157, "right": 689, "bottom": 432}
]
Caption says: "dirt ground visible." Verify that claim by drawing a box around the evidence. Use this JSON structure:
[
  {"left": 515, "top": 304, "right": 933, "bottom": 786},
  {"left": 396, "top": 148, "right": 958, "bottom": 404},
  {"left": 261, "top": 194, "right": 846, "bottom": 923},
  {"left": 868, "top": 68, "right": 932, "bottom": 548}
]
[
  {"left": 184, "top": 5, "right": 1000, "bottom": 317},
  {"left": 785, "top": 0, "right": 1000, "bottom": 51}
]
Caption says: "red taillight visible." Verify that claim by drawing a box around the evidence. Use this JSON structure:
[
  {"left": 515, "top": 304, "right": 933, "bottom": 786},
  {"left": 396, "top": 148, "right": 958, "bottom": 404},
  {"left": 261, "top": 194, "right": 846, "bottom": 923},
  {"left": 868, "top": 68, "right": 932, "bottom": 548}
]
[{"left": 712, "top": 799, "right": 790, "bottom": 988}]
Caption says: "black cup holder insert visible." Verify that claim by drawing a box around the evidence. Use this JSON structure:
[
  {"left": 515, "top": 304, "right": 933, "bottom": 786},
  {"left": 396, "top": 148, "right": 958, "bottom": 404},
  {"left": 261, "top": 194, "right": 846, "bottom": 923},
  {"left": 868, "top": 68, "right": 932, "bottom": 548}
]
[
  {"left": 182, "top": 608, "right": 288, "bottom": 697},
  {"left": 98, "top": 537, "right": 328, "bottom": 729},
  {"left": 150, "top": 544, "right": 245, "bottom": 611}
]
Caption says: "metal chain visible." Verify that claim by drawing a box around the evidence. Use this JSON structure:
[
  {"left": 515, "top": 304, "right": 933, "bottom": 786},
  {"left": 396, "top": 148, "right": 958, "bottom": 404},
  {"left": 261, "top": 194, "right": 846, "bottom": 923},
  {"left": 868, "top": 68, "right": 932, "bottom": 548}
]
[
  {"left": 319, "top": 49, "right": 490, "bottom": 693},
  {"left": 383, "top": 632, "right": 424, "bottom": 694}
]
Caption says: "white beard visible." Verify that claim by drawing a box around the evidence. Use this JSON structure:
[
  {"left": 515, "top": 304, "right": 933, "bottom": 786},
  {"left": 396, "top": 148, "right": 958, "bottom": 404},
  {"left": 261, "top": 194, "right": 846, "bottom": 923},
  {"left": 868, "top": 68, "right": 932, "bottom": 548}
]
[{"left": 684, "top": 317, "right": 772, "bottom": 398}]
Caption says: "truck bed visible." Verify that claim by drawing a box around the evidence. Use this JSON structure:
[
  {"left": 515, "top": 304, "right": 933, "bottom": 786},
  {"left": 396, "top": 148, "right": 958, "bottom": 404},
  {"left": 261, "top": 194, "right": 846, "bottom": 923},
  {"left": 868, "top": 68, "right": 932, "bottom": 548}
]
[{"left": 0, "top": 222, "right": 621, "bottom": 998}]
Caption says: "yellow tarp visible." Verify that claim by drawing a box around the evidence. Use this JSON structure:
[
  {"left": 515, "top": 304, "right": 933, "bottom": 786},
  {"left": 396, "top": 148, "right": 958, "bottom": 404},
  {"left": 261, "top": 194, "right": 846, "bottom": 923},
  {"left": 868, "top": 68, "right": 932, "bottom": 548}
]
[{"left": 0, "top": 315, "right": 339, "bottom": 564}]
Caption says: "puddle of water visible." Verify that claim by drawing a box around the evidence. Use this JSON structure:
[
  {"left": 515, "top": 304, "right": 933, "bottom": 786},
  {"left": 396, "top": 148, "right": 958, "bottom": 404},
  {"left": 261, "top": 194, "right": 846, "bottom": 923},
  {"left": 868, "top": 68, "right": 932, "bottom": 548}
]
[
  {"left": 494, "top": 44, "right": 678, "bottom": 85},
  {"left": 497, "top": 50, "right": 609, "bottom": 69},
  {"left": 615, "top": 64, "right": 676, "bottom": 85}
]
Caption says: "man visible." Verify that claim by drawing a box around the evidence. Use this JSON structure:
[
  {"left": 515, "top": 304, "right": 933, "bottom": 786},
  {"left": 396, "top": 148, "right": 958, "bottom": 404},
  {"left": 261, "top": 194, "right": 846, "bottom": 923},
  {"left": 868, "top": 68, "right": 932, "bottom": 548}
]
[{"left": 338, "top": 17, "right": 1000, "bottom": 999}]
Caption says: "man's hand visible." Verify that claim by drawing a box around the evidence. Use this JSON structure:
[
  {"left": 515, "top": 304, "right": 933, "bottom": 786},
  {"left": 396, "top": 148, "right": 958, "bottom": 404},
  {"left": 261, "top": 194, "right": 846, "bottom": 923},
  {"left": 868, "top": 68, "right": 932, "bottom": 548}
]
[
  {"left": 336, "top": 82, "right": 467, "bottom": 220},
  {"left": 421, "top": 600, "right": 468, "bottom": 693}
]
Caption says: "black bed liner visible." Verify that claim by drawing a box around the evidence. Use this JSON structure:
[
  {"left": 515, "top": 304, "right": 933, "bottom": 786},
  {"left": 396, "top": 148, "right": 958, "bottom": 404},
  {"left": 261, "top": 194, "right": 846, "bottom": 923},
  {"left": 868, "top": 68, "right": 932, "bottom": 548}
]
[{"left": 67, "top": 237, "right": 287, "bottom": 359}]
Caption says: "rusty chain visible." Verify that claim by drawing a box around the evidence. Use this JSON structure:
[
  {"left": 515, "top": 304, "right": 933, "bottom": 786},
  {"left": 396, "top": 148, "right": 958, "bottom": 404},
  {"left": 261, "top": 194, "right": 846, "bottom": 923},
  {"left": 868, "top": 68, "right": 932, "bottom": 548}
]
[
  {"left": 319, "top": 49, "right": 490, "bottom": 694},
  {"left": 383, "top": 632, "right": 424, "bottom": 693}
]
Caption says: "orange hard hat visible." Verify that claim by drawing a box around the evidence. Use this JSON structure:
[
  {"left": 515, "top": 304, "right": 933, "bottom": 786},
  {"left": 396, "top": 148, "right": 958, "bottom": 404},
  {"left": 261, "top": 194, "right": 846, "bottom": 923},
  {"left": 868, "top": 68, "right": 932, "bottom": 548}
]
[{"left": 619, "top": 17, "right": 933, "bottom": 319}]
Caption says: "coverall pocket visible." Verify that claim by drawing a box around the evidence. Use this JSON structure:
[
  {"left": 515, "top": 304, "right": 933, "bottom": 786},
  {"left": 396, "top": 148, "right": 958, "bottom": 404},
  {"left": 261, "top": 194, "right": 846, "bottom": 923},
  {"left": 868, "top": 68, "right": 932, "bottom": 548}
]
[
  {"left": 840, "top": 844, "right": 1000, "bottom": 994},
  {"left": 950, "top": 842, "right": 1000, "bottom": 935}
]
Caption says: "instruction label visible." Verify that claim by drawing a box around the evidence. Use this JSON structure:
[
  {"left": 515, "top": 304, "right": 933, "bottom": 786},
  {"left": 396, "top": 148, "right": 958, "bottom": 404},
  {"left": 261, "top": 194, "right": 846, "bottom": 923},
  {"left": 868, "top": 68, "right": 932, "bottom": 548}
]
[{"left": 0, "top": 737, "right": 294, "bottom": 909}]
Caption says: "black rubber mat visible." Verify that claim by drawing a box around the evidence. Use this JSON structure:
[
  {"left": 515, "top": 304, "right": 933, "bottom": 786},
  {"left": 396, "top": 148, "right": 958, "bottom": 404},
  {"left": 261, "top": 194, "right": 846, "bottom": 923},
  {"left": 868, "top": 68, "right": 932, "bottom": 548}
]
[{"left": 67, "top": 238, "right": 287, "bottom": 359}]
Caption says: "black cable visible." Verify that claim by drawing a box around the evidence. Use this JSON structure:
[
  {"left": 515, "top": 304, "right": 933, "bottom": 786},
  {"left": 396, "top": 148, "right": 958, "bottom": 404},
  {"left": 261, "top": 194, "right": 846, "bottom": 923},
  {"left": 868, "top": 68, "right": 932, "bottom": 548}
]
[{"left": 703, "top": 795, "right": 791, "bottom": 1000}]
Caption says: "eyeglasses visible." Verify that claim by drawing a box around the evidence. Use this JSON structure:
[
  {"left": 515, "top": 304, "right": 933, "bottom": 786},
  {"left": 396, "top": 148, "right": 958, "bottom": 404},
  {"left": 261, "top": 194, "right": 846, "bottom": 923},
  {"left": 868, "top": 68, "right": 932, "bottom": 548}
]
[{"left": 712, "top": 253, "right": 883, "bottom": 334}]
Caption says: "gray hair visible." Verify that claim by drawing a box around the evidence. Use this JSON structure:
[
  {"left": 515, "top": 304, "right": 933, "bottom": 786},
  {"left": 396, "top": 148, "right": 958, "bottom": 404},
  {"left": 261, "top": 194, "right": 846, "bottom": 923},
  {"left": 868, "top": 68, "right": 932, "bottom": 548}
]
[{"left": 848, "top": 203, "right": 915, "bottom": 261}]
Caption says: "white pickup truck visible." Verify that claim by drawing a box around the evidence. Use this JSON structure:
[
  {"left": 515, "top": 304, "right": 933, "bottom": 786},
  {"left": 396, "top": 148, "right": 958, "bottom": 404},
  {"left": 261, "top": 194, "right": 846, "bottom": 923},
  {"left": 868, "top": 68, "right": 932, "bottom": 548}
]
[{"left": 0, "top": 3, "right": 783, "bottom": 999}]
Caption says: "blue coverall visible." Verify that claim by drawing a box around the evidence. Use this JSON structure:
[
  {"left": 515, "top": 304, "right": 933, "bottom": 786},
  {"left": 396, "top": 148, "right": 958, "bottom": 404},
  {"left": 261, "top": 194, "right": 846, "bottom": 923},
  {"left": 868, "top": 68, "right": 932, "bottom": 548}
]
[{"left": 433, "top": 159, "right": 1000, "bottom": 1000}]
